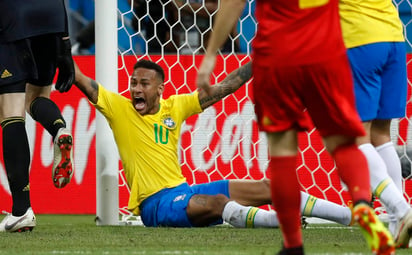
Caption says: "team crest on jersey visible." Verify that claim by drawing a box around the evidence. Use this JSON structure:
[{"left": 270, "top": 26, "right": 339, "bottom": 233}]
[{"left": 161, "top": 115, "right": 176, "bottom": 129}]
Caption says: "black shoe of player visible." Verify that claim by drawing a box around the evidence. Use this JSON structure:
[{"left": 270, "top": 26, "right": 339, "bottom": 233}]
[{"left": 276, "top": 245, "right": 304, "bottom": 255}]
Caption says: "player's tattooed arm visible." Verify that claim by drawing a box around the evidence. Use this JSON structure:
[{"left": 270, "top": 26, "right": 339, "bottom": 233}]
[
  {"left": 86, "top": 80, "right": 99, "bottom": 104},
  {"left": 73, "top": 62, "right": 99, "bottom": 104},
  {"left": 198, "top": 61, "right": 252, "bottom": 110}
]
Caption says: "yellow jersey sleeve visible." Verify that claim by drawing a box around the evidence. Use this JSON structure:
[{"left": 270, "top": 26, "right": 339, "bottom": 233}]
[{"left": 339, "top": 0, "right": 404, "bottom": 48}]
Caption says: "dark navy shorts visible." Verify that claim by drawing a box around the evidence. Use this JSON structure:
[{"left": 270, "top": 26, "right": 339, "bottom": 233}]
[{"left": 0, "top": 34, "right": 60, "bottom": 94}]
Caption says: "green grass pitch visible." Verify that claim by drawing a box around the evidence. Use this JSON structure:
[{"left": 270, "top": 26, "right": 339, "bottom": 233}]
[{"left": 0, "top": 215, "right": 410, "bottom": 254}]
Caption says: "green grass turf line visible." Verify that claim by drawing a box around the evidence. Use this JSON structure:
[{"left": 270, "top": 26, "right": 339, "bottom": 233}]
[{"left": 0, "top": 215, "right": 410, "bottom": 254}]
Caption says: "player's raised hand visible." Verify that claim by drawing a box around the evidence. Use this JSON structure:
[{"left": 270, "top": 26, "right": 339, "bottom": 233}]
[
  {"left": 55, "top": 37, "right": 75, "bottom": 93},
  {"left": 196, "top": 54, "right": 216, "bottom": 95}
]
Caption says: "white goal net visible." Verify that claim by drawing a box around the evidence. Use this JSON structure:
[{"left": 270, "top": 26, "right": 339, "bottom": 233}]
[{"left": 88, "top": 0, "right": 412, "bottom": 224}]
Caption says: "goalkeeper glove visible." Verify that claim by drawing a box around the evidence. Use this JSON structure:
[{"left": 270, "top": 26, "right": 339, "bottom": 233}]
[{"left": 55, "top": 37, "right": 75, "bottom": 93}]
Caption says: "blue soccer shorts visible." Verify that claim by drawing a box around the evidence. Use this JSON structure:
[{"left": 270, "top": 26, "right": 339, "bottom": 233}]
[
  {"left": 346, "top": 42, "right": 407, "bottom": 121},
  {"left": 139, "top": 180, "right": 229, "bottom": 227}
]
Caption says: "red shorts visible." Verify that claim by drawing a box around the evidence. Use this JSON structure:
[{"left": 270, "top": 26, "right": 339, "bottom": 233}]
[{"left": 252, "top": 54, "right": 365, "bottom": 137}]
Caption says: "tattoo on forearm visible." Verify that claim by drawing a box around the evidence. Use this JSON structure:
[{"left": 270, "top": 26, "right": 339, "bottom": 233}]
[
  {"left": 88, "top": 80, "right": 99, "bottom": 102},
  {"left": 199, "top": 62, "right": 252, "bottom": 107},
  {"left": 199, "top": 87, "right": 225, "bottom": 106},
  {"left": 237, "top": 62, "right": 253, "bottom": 84},
  {"left": 91, "top": 80, "right": 99, "bottom": 91},
  {"left": 77, "top": 79, "right": 98, "bottom": 102}
]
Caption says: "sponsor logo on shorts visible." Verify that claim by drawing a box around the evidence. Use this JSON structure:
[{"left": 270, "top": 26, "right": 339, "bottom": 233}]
[
  {"left": 1, "top": 69, "right": 12, "bottom": 79},
  {"left": 173, "top": 194, "right": 186, "bottom": 202}
]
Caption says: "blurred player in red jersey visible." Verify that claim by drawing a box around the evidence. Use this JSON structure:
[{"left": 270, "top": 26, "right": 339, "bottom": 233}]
[{"left": 197, "top": 0, "right": 395, "bottom": 254}]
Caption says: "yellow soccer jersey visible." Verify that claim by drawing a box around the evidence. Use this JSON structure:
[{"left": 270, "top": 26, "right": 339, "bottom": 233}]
[
  {"left": 339, "top": 0, "right": 404, "bottom": 48},
  {"left": 93, "top": 84, "right": 203, "bottom": 215}
]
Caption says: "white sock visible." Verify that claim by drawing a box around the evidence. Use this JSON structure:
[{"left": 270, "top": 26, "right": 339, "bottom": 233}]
[
  {"left": 376, "top": 142, "right": 403, "bottom": 192},
  {"left": 222, "top": 201, "right": 279, "bottom": 228},
  {"left": 376, "top": 142, "right": 406, "bottom": 235},
  {"left": 300, "top": 192, "right": 352, "bottom": 225},
  {"left": 359, "top": 143, "right": 410, "bottom": 220}
]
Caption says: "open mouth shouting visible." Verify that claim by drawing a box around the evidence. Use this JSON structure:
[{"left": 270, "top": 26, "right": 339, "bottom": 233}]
[{"left": 133, "top": 96, "right": 146, "bottom": 111}]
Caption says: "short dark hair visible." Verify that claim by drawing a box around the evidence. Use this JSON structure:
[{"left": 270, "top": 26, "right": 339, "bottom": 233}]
[{"left": 133, "top": 59, "right": 165, "bottom": 82}]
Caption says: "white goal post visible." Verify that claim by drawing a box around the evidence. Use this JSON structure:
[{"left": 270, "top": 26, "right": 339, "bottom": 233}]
[
  {"left": 95, "top": 0, "right": 119, "bottom": 226},
  {"left": 94, "top": 0, "right": 412, "bottom": 226}
]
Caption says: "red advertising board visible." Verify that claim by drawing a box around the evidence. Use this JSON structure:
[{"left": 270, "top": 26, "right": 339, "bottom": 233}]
[{"left": 0, "top": 55, "right": 411, "bottom": 214}]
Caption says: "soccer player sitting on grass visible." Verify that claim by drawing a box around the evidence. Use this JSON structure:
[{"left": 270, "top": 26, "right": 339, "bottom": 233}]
[{"left": 73, "top": 59, "right": 353, "bottom": 228}]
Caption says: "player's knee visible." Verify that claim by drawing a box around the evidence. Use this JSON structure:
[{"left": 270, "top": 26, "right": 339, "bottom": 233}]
[{"left": 25, "top": 101, "right": 32, "bottom": 115}]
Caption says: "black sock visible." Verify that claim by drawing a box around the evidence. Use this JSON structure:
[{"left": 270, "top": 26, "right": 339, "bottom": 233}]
[
  {"left": 1, "top": 117, "right": 31, "bottom": 216},
  {"left": 30, "top": 97, "right": 66, "bottom": 139},
  {"left": 354, "top": 199, "right": 372, "bottom": 207}
]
